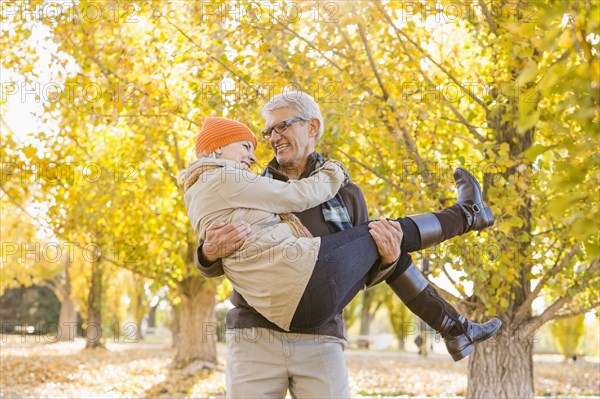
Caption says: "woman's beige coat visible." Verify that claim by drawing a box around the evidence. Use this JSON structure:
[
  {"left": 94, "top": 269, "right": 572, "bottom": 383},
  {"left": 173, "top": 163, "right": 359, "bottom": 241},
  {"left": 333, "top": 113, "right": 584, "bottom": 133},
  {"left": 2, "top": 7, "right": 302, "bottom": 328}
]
[{"left": 183, "top": 157, "right": 345, "bottom": 330}]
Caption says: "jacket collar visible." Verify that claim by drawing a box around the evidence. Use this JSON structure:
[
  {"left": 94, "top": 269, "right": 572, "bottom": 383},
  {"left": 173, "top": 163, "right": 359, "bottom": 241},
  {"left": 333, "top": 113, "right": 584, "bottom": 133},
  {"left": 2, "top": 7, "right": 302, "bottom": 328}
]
[
  {"left": 263, "top": 152, "right": 321, "bottom": 182},
  {"left": 182, "top": 157, "right": 248, "bottom": 189}
]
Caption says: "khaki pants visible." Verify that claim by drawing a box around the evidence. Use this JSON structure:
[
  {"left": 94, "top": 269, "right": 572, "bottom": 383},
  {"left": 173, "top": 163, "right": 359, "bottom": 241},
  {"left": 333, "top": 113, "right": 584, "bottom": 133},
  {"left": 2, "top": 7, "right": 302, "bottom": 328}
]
[{"left": 225, "top": 328, "right": 350, "bottom": 398}]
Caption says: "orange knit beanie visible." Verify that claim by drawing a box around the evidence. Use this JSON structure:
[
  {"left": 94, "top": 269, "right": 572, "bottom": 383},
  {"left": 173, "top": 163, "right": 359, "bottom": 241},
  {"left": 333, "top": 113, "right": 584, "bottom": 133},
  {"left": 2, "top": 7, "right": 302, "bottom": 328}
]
[{"left": 195, "top": 117, "right": 258, "bottom": 157}]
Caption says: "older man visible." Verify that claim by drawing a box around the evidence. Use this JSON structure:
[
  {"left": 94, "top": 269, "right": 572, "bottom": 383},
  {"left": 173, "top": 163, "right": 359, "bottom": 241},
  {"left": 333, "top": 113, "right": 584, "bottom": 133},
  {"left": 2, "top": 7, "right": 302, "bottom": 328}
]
[{"left": 196, "top": 92, "right": 499, "bottom": 397}]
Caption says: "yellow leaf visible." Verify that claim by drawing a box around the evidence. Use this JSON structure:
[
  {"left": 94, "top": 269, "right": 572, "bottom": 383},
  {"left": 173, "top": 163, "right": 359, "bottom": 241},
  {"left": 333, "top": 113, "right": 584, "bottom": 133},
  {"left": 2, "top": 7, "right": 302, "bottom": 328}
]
[{"left": 516, "top": 61, "right": 538, "bottom": 86}]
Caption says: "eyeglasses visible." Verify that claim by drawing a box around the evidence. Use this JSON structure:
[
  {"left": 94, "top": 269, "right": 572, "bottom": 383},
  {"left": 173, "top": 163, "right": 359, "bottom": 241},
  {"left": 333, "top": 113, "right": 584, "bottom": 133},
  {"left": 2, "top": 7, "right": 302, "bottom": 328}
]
[{"left": 261, "top": 118, "right": 306, "bottom": 140}]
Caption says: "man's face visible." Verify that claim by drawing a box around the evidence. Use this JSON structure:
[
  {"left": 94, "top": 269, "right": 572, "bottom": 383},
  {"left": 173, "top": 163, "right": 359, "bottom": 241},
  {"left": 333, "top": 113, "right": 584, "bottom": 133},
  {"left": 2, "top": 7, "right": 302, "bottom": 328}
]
[{"left": 264, "top": 107, "right": 316, "bottom": 169}]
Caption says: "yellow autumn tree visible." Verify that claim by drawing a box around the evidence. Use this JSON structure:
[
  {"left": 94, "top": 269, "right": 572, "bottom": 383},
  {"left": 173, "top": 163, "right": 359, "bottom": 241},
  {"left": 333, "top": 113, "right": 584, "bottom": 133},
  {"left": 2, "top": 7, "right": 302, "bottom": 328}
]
[{"left": 2, "top": 2, "right": 598, "bottom": 396}]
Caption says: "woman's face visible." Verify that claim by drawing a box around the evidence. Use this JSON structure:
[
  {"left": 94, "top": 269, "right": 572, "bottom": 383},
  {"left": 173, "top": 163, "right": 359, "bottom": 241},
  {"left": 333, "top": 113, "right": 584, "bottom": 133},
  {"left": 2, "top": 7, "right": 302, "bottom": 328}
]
[{"left": 218, "top": 140, "right": 257, "bottom": 169}]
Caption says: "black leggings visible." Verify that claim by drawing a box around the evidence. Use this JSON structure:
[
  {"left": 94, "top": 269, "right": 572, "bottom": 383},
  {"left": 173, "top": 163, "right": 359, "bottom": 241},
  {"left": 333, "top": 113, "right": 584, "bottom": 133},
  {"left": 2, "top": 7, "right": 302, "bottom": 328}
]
[{"left": 290, "top": 205, "right": 466, "bottom": 330}]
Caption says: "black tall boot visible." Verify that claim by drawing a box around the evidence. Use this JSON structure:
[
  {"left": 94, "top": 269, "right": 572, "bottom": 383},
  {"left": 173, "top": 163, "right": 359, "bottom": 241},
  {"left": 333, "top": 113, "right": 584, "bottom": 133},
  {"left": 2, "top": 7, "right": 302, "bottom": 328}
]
[
  {"left": 388, "top": 263, "right": 502, "bottom": 361},
  {"left": 407, "top": 167, "right": 495, "bottom": 249}
]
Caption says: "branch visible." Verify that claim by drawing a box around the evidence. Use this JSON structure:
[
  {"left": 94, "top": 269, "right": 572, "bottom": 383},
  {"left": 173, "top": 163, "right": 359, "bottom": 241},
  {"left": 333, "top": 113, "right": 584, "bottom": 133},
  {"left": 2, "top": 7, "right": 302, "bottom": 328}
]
[
  {"left": 1, "top": 118, "right": 23, "bottom": 144},
  {"left": 334, "top": 21, "right": 355, "bottom": 54},
  {"left": 59, "top": 32, "right": 198, "bottom": 127},
  {"left": 427, "top": 279, "right": 483, "bottom": 314},
  {"left": 376, "top": 4, "right": 488, "bottom": 145},
  {"left": 1, "top": 186, "right": 163, "bottom": 282},
  {"left": 51, "top": 277, "right": 68, "bottom": 301},
  {"left": 324, "top": 141, "right": 411, "bottom": 196},
  {"left": 547, "top": 49, "right": 572, "bottom": 70},
  {"left": 366, "top": 106, "right": 426, "bottom": 174},
  {"left": 440, "top": 116, "right": 491, "bottom": 131},
  {"left": 256, "top": 28, "right": 302, "bottom": 90},
  {"left": 61, "top": 33, "right": 132, "bottom": 90},
  {"left": 361, "top": 126, "right": 388, "bottom": 164},
  {"left": 429, "top": 281, "right": 461, "bottom": 304},
  {"left": 157, "top": 150, "right": 179, "bottom": 187},
  {"left": 373, "top": 298, "right": 386, "bottom": 315},
  {"left": 172, "top": 131, "right": 184, "bottom": 171},
  {"left": 3, "top": 139, "right": 187, "bottom": 281},
  {"left": 529, "top": 259, "right": 599, "bottom": 327},
  {"left": 61, "top": 104, "right": 180, "bottom": 193},
  {"left": 150, "top": 4, "right": 267, "bottom": 102},
  {"left": 478, "top": 0, "right": 498, "bottom": 34},
  {"left": 376, "top": 3, "right": 489, "bottom": 111},
  {"left": 355, "top": 22, "right": 428, "bottom": 169},
  {"left": 0, "top": 187, "right": 54, "bottom": 237},
  {"left": 542, "top": 235, "right": 561, "bottom": 256},
  {"left": 270, "top": 24, "right": 343, "bottom": 75},
  {"left": 98, "top": 250, "right": 162, "bottom": 281},
  {"left": 514, "top": 243, "right": 580, "bottom": 322},
  {"left": 268, "top": 21, "right": 384, "bottom": 101},
  {"left": 65, "top": 111, "right": 174, "bottom": 119},
  {"left": 453, "top": 134, "right": 477, "bottom": 146},
  {"left": 533, "top": 228, "right": 563, "bottom": 237},
  {"left": 444, "top": 102, "right": 488, "bottom": 143},
  {"left": 249, "top": 19, "right": 428, "bottom": 170},
  {"left": 552, "top": 300, "right": 600, "bottom": 320},
  {"left": 387, "top": 114, "right": 427, "bottom": 172},
  {"left": 357, "top": 23, "right": 390, "bottom": 100},
  {"left": 67, "top": 132, "right": 187, "bottom": 232},
  {"left": 69, "top": 129, "right": 179, "bottom": 201},
  {"left": 442, "top": 264, "right": 464, "bottom": 300}
]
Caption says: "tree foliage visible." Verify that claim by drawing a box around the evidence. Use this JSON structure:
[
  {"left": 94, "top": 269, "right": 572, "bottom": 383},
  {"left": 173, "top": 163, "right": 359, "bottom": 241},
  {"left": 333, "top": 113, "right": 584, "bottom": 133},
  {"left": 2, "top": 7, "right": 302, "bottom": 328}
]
[
  {"left": 2, "top": 0, "right": 598, "bottom": 393},
  {"left": 549, "top": 314, "right": 586, "bottom": 361}
]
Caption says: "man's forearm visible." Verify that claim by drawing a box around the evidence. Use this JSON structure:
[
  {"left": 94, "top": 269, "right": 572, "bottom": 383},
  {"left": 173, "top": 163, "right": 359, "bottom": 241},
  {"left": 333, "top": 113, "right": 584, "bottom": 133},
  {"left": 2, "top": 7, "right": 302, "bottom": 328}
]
[
  {"left": 201, "top": 242, "right": 220, "bottom": 263},
  {"left": 194, "top": 244, "right": 225, "bottom": 278}
]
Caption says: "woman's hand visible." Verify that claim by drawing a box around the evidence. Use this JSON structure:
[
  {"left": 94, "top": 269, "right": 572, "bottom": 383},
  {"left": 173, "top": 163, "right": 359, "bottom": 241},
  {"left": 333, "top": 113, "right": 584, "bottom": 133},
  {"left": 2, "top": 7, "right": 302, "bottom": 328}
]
[{"left": 311, "top": 159, "right": 350, "bottom": 187}]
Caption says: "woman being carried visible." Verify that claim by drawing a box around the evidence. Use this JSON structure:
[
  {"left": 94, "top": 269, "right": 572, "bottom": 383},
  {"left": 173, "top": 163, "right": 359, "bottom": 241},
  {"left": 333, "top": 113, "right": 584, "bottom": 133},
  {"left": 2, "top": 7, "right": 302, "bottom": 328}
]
[{"left": 182, "top": 117, "right": 501, "bottom": 361}]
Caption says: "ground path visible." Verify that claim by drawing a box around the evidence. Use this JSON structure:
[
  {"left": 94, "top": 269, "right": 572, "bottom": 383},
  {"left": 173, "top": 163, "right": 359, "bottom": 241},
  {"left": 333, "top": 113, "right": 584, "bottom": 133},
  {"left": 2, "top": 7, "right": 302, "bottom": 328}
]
[{"left": 1, "top": 336, "right": 598, "bottom": 398}]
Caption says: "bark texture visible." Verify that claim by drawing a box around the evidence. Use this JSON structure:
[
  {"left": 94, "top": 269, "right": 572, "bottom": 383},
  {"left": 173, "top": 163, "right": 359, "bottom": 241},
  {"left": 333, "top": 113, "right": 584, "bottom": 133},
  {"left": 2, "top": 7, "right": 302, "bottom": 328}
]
[
  {"left": 171, "top": 275, "right": 217, "bottom": 369},
  {"left": 85, "top": 260, "right": 105, "bottom": 349},
  {"left": 467, "top": 324, "right": 534, "bottom": 399}
]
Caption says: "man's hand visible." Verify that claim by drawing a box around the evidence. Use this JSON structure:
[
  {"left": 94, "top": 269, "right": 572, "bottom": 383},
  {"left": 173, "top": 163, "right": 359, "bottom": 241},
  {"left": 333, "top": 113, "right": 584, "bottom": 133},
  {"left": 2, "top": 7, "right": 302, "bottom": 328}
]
[
  {"left": 368, "top": 219, "right": 403, "bottom": 266},
  {"left": 202, "top": 220, "right": 251, "bottom": 263}
]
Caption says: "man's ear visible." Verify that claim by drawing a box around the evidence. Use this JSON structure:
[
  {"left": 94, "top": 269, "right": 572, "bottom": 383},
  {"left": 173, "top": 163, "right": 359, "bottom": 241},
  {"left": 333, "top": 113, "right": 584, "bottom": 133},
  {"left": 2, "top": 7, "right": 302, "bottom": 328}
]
[{"left": 307, "top": 118, "right": 320, "bottom": 138}]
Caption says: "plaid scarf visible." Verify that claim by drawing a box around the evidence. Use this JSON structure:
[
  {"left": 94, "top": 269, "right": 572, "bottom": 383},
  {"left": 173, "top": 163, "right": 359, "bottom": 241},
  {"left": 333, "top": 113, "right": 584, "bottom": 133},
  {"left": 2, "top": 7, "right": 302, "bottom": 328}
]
[{"left": 262, "top": 152, "right": 353, "bottom": 232}]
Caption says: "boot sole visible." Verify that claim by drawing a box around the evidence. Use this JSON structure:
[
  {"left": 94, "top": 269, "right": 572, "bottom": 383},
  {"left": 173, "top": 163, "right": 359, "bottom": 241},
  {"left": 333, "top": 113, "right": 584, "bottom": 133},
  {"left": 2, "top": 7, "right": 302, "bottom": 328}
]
[
  {"left": 450, "top": 319, "right": 503, "bottom": 362},
  {"left": 451, "top": 344, "right": 474, "bottom": 362},
  {"left": 481, "top": 206, "right": 495, "bottom": 228}
]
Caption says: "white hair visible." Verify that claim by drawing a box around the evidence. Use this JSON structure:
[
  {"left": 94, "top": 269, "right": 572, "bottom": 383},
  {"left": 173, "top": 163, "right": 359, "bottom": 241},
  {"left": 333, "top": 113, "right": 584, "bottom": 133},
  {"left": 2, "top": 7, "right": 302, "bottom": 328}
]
[{"left": 261, "top": 91, "right": 324, "bottom": 141}]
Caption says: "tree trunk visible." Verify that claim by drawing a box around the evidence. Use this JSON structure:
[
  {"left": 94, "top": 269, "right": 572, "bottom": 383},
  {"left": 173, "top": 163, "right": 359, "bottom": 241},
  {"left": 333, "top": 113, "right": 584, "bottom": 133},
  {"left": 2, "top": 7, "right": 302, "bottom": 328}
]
[
  {"left": 171, "top": 275, "right": 217, "bottom": 369},
  {"left": 418, "top": 320, "right": 428, "bottom": 357},
  {"left": 170, "top": 303, "right": 180, "bottom": 348},
  {"left": 358, "top": 290, "right": 374, "bottom": 349},
  {"left": 131, "top": 277, "right": 145, "bottom": 340},
  {"left": 148, "top": 302, "right": 159, "bottom": 328},
  {"left": 134, "top": 315, "right": 144, "bottom": 340},
  {"left": 397, "top": 335, "right": 405, "bottom": 351},
  {"left": 467, "top": 324, "right": 534, "bottom": 399},
  {"left": 85, "top": 260, "right": 105, "bottom": 349},
  {"left": 58, "top": 297, "right": 77, "bottom": 341},
  {"left": 57, "top": 256, "right": 77, "bottom": 341}
]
